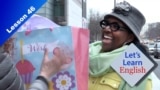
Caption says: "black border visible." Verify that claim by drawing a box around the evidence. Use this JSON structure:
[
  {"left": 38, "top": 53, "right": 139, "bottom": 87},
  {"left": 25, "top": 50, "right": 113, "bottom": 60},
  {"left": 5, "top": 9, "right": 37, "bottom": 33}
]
[{"left": 134, "top": 43, "right": 158, "bottom": 86}]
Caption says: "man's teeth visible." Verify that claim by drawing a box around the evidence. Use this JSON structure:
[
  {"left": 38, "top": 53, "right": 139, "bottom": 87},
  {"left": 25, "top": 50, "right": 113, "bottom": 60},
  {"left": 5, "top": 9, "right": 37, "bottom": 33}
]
[{"left": 104, "top": 35, "right": 112, "bottom": 39}]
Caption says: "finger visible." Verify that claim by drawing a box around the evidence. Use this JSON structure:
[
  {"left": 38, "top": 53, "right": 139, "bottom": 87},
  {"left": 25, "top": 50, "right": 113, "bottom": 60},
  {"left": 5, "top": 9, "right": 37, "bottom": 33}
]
[
  {"left": 43, "top": 48, "right": 49, "bottom": 62},
  {"left": 64, "top": 58, "right": 72, "bottom": 64},
  {"left": 44, "top": 48, "right": 48, "bottom": 57},
  {"left": 53, "top": 47, "right": 61, "bottom": 56},
  {"left": 53, "top": 48, "right": 66, "bottom": 65}
]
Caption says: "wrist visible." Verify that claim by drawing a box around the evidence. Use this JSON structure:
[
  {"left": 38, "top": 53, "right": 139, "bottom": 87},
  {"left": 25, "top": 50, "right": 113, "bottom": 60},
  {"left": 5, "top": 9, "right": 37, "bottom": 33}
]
[
  {"left": 36, "top": 75, "right": 49, "bottom": 87},
  {"left": 39, "top": 72, "right": 50, "bottom": 80}
]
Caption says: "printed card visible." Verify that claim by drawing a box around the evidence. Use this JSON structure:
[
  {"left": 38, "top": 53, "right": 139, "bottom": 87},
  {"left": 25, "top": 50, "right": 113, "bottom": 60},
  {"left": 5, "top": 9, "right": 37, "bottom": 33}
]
[{"left": 111, "top": 43, "right": 157, "bottom": 87}]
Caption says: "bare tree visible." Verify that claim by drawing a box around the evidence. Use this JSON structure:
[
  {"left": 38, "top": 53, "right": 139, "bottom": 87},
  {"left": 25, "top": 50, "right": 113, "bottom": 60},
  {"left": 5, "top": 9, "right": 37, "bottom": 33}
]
[
  {"left": 144, "top": 22, "right": 160, "bottom": 40},
  {"left": 88, "top": 10, "right": 103, "bottom": 43}
]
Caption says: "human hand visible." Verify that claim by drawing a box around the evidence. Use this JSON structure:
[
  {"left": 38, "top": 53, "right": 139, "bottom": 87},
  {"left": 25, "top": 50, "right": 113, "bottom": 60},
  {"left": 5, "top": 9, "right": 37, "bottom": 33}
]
[{"left": 40, "top": 48, "right": 71, "bottom": 80}]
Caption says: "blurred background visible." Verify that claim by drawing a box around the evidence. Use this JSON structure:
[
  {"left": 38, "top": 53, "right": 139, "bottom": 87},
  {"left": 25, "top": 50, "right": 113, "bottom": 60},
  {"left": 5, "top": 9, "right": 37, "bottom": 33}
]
[{"left": 33, "top": 0, "right": 160, "bottom": 80}]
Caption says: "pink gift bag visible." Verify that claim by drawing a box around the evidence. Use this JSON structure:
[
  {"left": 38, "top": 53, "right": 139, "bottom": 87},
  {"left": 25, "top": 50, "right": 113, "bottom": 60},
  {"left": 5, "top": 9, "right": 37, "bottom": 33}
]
[{"left": 72, "top": 27, "right": 89, "bottom": 90}]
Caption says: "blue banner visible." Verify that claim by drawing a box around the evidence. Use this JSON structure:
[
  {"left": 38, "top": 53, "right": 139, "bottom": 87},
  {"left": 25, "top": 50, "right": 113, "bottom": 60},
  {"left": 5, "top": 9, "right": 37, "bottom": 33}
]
[{"left": 0, "top": 0, "right": 47, "bottom": 45}]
